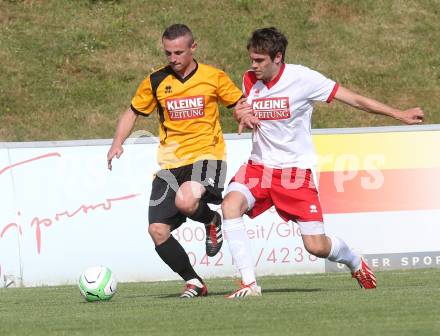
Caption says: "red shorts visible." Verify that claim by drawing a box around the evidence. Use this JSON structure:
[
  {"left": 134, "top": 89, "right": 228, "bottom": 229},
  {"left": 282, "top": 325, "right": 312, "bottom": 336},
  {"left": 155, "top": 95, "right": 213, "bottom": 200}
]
[{"left": 230, "top": 161, "right": 323, "bottom": 222}]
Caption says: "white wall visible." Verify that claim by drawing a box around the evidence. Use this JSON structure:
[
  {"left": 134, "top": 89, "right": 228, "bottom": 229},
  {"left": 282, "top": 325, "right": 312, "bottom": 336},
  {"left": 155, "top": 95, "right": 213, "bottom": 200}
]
[{"left": 1, "top": 126, "right": 439, "bottom": 287}]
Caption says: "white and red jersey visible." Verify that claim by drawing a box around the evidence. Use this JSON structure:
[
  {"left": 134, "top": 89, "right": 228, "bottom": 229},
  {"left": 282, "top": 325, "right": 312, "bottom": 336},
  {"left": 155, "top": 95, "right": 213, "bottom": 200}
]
[{"left": 243, "top": 63, "right": 339, "bottom": 169}]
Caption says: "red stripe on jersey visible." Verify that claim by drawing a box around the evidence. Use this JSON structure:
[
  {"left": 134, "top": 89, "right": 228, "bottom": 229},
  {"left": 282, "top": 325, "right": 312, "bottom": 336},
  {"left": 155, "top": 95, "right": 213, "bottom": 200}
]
[
  {"left": 243, "top": 71, "right": 258, "bottom": 97},
  {"left": 264, "top": 63, "right": 286, "bottom": 90},
  {"left": 326, "top": 83, "right": 340, "bottom": 103}
]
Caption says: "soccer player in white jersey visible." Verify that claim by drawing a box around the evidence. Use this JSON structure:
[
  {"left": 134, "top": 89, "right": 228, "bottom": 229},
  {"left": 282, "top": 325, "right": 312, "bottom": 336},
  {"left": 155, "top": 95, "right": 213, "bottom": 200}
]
[{"left": 222, "top": 27, "right": 424, "bottom": 298}]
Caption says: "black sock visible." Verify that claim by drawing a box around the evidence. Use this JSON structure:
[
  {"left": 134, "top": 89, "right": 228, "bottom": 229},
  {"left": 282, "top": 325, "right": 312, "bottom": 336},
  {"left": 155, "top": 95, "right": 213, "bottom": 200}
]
[
  {"left": 155, "top": 235, "right": 203, "bottom": 282},
  {"left": 188, "top": 201, "right": 215, "bottom": 225}
]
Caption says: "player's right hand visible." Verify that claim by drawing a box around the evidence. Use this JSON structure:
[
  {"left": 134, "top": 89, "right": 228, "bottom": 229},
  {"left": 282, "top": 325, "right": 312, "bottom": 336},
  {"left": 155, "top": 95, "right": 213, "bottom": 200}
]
[
  {"left": 234, "top": 99, "right": 259, "bottom": 134},
  {"left": 233, "top": 98, "right": 253, "bottom": 121},
  {"left": 107, "top": 144, "right": 123, "bottom": 171},
  {"left": 238, "top": 114, "right": 260, "bottom": 135}
]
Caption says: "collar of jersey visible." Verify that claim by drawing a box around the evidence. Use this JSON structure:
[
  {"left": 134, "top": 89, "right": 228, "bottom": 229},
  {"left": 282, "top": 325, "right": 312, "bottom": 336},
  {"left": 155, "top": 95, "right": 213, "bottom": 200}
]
[
  {"left": 263, "top": 63, "right": 285, "bottom": 89},
  {"left": 168, "top": 60, "right": 199, "bottom": 83}
]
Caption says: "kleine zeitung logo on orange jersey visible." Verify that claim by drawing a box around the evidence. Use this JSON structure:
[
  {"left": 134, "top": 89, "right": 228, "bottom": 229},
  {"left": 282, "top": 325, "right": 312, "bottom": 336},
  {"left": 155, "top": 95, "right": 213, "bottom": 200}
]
[
  {"left": 252, "top": 97, "right": 290, "bottom": 120},
  {"left": 165, "top": 95, "right": 205, "bottom": 120}
]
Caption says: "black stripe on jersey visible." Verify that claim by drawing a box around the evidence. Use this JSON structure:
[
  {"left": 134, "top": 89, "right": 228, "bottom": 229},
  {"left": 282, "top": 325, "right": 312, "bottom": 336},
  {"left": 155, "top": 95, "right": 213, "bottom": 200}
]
[
  {"left": 169, "top": 61, "right": 198, "bottom": 83},
  {"left": 130, "top": 104, "right": 148, "bottom": 116},
  {"left": 226, "top": 95, "right": 245, "bottom": 109},
  {"left": 150, "top": 66, "right": 174, "bottom": 143}
]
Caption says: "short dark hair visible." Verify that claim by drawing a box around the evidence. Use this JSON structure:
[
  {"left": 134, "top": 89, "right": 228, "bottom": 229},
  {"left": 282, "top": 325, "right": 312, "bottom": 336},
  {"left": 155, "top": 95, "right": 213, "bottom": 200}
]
[
  {"left": 247, "top": 27, "right": 288, "bottom": 62},
  {"left": 162, "top": 24, "right": 194, "bottom": 44}
]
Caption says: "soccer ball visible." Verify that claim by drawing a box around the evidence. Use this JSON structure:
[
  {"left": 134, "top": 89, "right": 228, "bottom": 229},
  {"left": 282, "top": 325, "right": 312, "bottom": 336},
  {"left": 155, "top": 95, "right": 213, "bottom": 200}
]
[{"left": 78, "top": 266, "right": 117, "bottom": 302}]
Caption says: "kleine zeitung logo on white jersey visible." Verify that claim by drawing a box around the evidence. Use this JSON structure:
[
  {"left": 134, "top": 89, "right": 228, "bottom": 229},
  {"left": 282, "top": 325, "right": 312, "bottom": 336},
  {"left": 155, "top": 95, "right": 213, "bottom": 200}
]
[
  {"left": 166, "top": 95, "right": 205, "bottom": 120},
  {"left": 252, "top": 97, "right": 290, "bottom": 120}
]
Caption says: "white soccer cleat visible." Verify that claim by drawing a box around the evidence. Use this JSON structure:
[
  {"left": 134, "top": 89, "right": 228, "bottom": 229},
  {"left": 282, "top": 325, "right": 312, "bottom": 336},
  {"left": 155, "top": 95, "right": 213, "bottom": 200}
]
[{"left": 225, "top": 281, "right": 262, "bottom": 299}]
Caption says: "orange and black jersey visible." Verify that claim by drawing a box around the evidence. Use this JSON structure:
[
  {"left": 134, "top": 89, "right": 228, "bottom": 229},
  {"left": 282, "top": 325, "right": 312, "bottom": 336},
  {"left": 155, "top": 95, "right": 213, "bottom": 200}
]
[{"left": 131, "top": 62, "right": 242, "bottom": 169}]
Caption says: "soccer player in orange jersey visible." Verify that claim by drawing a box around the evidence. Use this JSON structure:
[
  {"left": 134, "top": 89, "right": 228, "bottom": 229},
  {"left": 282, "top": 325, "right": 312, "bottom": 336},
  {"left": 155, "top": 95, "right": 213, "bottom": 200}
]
[{"left": 107, "top": 24, "right": 243, "bottom": 298}]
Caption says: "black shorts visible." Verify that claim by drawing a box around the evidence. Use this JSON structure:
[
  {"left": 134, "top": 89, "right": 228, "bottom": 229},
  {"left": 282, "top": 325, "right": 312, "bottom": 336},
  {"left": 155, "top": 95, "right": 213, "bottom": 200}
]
[{"left": 148, "top": 160, "right": 227, "bottom": 230}]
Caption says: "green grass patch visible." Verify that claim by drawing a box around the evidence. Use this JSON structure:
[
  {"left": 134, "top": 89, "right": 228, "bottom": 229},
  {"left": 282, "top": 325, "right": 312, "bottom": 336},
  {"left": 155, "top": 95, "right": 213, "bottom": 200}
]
[
  {"left": 1, "top": 268, "right": 439, "bottom": 335},
  {"left": 1, "top": 0, "right": 439, "bottom": 141}
]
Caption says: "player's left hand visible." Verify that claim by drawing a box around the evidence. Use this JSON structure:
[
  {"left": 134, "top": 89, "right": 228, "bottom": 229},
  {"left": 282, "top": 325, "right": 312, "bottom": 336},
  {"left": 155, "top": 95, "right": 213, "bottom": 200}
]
[{"left": 396, "top": 107, "right": 424, "bottom": 125}]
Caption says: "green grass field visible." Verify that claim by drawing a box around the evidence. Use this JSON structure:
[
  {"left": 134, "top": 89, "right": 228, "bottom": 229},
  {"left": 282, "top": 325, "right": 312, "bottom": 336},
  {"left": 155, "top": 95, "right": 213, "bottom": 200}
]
[
  {"left": 1, "top": 269, "right": 439, "bottom": 335},
  {"left": 1, "top": 0, "right": 439, "bottom": 141}
]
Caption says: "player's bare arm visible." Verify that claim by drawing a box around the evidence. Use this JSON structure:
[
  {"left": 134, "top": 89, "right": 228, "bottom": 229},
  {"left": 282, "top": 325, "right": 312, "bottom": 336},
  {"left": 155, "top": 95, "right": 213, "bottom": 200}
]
[
  {"left": 107, "top": 107, "right": 138, "bottom": 170},
  {"left": 335, "top": 86, "right": 424, "bottom": 125},
  {"left": 233, "top": 98, "right": 260, "bottom": 134}
]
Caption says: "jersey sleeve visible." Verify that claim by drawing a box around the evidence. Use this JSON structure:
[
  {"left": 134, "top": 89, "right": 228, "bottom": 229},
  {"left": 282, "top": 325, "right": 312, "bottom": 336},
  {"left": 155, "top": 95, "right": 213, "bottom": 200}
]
[
  {"left": 216, "top": 71, "right": 243, "bottom": 108},
  {"left": 300, "top": 66, "right": 339, "bottom": 103},
  {"left": 242, "top": 70, "right": 258, "bottom": 97},
  {"left": 130, "top": 75, "right": 157, "bottom": 115}
]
